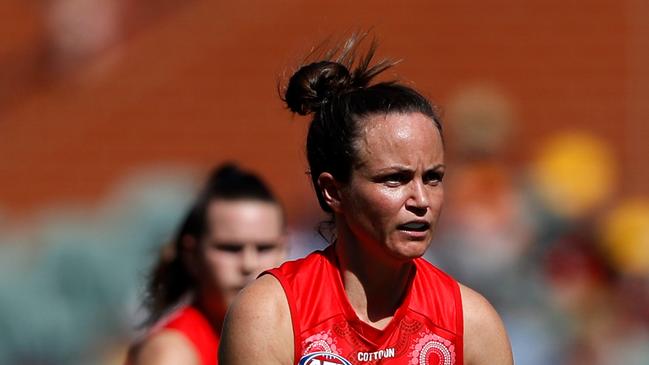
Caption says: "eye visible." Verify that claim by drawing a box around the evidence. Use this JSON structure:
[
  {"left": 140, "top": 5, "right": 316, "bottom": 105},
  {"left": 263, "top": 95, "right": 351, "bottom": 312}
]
[
  {"left": 213, "top": 243, "right": 244, "bottom": 253},
  {"left": 424, "top": 170, "right": 445, "bottom": 185},
  {"left": 256, "top": 243, "right": 279, "bottom": 253},
  {"left": 375, "top": 171, "right": 412, "bottom": 187}
]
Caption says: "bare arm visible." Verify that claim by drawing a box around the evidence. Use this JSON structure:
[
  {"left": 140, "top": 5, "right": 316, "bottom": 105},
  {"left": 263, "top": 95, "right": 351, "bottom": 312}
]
[
  {"left": 461, "top": 284, "right": 513, "bottom": 365},
  {"left": 219, "top": 274, "right": 294, "bottom": 365},
  {"left": 130, "top": 330, "right": 199, "bottom": 365}
]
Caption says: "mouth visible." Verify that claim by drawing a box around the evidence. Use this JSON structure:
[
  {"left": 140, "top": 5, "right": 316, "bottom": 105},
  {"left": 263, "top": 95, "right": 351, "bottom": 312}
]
[{"left": 396, "top": 220, "right": 431, "bottom": 232}]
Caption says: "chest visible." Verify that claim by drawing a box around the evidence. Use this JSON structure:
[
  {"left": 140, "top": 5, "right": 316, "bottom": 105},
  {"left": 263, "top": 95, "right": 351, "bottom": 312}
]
[{"left": 297, "top": 312, "right": 459, "bottom": 365}]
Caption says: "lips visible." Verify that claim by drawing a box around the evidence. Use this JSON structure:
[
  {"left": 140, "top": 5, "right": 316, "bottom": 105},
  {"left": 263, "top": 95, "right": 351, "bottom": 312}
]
[{"left": 396, "top": 220, "right": 431, "bottom": 232}]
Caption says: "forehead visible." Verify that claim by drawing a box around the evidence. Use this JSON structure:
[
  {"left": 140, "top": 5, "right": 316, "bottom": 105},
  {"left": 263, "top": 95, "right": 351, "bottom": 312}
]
[
  {"left": 205, "top": 199, "right": 283, "bottom": 241},
  {"left": 355, "top": 112, "right": 444, "bottom": 168}
]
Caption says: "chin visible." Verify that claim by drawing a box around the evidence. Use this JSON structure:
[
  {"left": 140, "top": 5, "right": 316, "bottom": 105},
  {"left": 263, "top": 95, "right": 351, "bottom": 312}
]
[{"left": 387, "top": 240, "right": 430, "bottom": 261}]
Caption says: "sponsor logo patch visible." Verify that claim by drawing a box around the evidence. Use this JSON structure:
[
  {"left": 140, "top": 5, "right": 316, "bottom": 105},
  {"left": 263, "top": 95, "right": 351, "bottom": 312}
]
[{"left": 298, "top": 351, "right": 353, "bottom": 365}]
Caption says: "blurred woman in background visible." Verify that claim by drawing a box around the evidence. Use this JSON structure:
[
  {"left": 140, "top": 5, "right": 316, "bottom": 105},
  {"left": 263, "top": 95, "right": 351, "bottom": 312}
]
[
  {"left": 128, "top": 163, "right": 287, "bottom": 365},
  {"left": 219, "top": 35, "right": 513, "bottom": 365}
]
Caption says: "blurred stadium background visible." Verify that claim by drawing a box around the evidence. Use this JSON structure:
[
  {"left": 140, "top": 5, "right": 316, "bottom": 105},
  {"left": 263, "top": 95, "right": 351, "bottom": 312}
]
[{"left": 1, "top": 1, "right": 648, "bottom": 364}]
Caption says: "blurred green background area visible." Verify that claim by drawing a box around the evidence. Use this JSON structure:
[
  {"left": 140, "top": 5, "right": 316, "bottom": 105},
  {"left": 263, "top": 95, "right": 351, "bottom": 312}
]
[{"left": 1, "top": 1, "right": 648, "bottom": 364}]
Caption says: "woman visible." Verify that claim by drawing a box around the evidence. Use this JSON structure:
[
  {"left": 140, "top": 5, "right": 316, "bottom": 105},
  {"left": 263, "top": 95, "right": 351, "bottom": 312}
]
[
  {"left": 219, "top": 36, "right": 513, "bottom": 365},
  {"left": 128, "top": 163, "right": 287, "bottom": 365}
]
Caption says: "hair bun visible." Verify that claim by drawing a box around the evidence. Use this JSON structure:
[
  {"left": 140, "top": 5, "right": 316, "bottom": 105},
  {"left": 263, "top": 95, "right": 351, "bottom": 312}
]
[
  {"left": 211, "top": 162, "right": 240, "bottom": 180},
  {"left": 284, "top": 61, "right": 352, "bottom": 116}
]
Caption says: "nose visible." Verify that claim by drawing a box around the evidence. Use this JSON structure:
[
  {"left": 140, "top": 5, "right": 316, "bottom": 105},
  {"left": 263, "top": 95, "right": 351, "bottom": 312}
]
[
  {"left": 406, "top": 180, "right": 428, "bottom": 216},
  {"left": 241, "top": 245, "right": 259, "bottom": 276}
]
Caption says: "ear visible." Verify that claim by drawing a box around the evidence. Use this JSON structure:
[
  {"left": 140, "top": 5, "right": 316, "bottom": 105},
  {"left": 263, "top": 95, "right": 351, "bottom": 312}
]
[
  {"left": 181, "top": 234, "right": 197, "bottom": 252},
  {"left": 317, "top": 172, "right": 344, "bottom": 213},
  {"left": 180, "top": 234, "right": 199, "bottom": 276}
]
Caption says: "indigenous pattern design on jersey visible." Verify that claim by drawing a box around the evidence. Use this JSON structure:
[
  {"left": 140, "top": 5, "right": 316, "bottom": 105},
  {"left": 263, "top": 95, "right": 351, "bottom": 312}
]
[
  {"left": 264, "top": 245, "right": 463, "bottom": 365},
  {"left": 158, "top": 305, "right": 220, "bottom": 365}
]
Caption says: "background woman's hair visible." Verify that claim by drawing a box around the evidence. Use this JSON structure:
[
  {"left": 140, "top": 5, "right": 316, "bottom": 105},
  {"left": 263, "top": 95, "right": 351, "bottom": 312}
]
[
  {"left": 142, "top": 163, "right": 281, "bottom": 326},
  {"left": 282, "top": 33, "right": 442, "bottom": 214}
]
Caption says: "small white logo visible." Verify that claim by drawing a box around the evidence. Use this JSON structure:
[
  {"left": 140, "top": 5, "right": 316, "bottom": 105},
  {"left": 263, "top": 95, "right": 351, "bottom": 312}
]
[
  {"left": 298, "top": 351, "right": 352, "bottom": 365},
  {"left": 357, "top": 348, "right": 396, "bottom": 362}
]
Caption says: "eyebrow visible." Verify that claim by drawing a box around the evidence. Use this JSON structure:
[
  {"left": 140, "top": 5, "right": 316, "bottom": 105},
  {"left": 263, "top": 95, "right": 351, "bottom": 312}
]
[{"left": 375, "top": 164, "right": 446, "bottom": 173}]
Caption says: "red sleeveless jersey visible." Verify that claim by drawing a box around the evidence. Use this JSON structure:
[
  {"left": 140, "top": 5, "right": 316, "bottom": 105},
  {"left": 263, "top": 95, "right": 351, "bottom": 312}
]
[
  {"left": 264, "top": 245, "right": 463, "bottom": 365},
  {"left": 127, "top": 305, "right": 219, "bottom": 365}
]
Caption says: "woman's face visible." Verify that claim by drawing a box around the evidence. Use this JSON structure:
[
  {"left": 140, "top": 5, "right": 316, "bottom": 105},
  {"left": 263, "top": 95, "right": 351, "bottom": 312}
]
[
  {"left": 338, "top": 112, "right": 445, "bottom": 261},
  {"left": 197, "top": 199, "right": 286, "bottom": 306}
]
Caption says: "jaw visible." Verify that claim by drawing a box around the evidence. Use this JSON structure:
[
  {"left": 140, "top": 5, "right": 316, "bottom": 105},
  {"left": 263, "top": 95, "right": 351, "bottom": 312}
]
[
  {"left": 386, "top": 240, "right": 430, "bottom": 261},
  {"left": 335, "top": 213, "right": 438, "bottom": 274}
]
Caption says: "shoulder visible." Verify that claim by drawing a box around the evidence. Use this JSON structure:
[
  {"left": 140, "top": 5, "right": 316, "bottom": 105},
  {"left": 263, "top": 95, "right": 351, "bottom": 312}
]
[
  {"left": 165, "top": 306, "right": 214, "bottom": 334},
  {"left": 226, "top": 274, "right": 289, "bottom": 322},
  {"left": 270, "top": 247, "right": 330, "bottom": 277},
  {"left": 459, "top": 284, "right": 513, "bottom": 365},
  {"left": 129, "top": 329, "right": 199, "bottom": 365},
  {"left": 219, "top": 274, "right": 293, "bottom": 365}
]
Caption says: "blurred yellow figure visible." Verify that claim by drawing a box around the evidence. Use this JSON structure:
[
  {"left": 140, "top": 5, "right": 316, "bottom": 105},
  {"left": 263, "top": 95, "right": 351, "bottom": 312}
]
[
  {"left": 531, "top": 132, "right": 616, "bottom": 219},
  {"left": 601, "top": 199, "right": 649, "bottom": 276}
]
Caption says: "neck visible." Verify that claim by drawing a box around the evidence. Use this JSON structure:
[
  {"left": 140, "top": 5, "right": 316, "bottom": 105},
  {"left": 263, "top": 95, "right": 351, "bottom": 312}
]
[
  {"left": 334, "top": 222, "right": 414, "bottom": 328},
  {"left": 193, "top": 292, "right": 226, "bottom": 333}
]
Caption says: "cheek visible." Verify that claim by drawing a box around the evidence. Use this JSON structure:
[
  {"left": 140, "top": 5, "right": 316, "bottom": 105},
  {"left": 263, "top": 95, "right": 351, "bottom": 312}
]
[
  {"left": 258, "top": 252, "right": 283, "bottom": 270},
  {"left": 432, "top": 188, "right": 444, "bottom": 209},
  {"left": 428, "top": 188, "right": 445, "bottom": 221},
  {"left": 358, "top": 187, "right": 405, "bottom": 217},
  {"left": 352, "top": 189, "right": 408, "bottom": 236},
  {"left": 202, "top": 251, "right": 236, "bottom": 278}
]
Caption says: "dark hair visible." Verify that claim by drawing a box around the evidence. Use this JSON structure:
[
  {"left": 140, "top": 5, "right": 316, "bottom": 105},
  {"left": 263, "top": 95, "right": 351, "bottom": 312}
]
[
  {"left": 282, "top": 34, "right": 442, "bottom": 213},
  {"left": 142, "top": 163, "right": 281, "bottom": 326}
]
